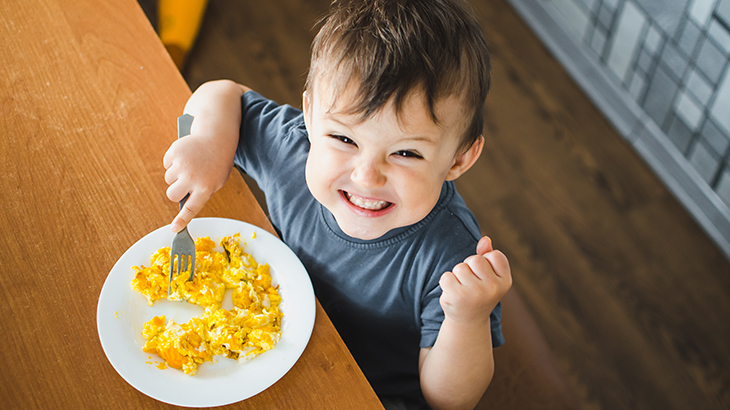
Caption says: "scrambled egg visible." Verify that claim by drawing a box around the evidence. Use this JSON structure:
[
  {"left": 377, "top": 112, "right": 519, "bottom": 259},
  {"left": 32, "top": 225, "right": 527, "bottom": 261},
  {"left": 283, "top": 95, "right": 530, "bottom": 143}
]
[{"left": 131, "top": 233, "right": 282, "bottom": 375}]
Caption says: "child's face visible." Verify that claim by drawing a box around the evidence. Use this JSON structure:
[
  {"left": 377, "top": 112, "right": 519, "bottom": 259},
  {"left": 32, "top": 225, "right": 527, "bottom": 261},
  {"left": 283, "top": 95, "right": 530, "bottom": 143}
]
[{"left": 303, "top": 80, "right": 482, "bottom": 240}]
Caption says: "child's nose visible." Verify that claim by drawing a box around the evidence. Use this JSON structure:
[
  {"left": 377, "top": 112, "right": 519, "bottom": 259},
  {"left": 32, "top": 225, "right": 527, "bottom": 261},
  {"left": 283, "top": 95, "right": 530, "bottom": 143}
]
[{"left": 351, "top": 159, "right": 386, "bottom": 189}]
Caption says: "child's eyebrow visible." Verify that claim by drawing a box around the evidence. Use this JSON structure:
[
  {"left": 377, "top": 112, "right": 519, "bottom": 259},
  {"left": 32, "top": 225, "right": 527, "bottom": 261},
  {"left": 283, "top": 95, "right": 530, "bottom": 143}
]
[
  {"left": 397, "top": 135, "right": 437, "bottom": 145},
  {"left": 323, "top": 108, "right": 357, "bottom": 124},
  {"left": 323, "top": 111, "right": 349, "bottom": 123}
]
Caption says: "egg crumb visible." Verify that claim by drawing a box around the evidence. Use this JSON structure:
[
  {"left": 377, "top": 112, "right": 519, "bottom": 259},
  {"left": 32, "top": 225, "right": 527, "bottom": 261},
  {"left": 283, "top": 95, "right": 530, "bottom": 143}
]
[{"left": 131, "top": 233, "right": 282, "bottom": 375}]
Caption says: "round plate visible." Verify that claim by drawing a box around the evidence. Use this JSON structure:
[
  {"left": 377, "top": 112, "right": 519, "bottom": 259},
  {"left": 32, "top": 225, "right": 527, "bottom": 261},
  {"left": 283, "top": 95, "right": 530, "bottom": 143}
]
[{"left": 97, "top": 217, "right": 316, "bottom": 407}]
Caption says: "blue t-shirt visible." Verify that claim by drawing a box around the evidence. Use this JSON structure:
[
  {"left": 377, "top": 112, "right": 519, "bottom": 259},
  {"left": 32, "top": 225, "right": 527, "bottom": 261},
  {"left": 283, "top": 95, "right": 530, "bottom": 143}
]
[{"left": 235, "top": 91, "right": 503, "bottom": 405}]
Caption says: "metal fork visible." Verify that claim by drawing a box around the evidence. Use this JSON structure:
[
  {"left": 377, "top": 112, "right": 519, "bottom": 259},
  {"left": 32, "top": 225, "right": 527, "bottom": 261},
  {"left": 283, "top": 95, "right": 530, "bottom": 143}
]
[{"left": 169, "top": 113, "right": 196, "bottom": 296}]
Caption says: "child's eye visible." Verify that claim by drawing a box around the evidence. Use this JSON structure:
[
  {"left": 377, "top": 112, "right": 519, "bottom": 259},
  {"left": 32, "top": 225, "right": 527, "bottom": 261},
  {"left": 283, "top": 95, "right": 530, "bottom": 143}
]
[
  {"left": 393, "top": 150, "right": 423, "bottom": 159},
  {"left": 330, "top": 134, "right": 357, "bottom": 146}
]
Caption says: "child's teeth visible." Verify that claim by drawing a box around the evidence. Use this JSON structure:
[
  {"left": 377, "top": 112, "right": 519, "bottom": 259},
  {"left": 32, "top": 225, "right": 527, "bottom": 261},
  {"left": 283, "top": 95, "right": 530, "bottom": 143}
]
[{"left": 347, "top": 192, "right": 388, "bottom": 210}]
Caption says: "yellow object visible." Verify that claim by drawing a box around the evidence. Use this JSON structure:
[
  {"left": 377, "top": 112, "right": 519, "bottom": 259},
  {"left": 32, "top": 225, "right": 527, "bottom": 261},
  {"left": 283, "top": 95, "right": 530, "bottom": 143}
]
[
  {"left": 132, "top": 234, "right": 283, "bottom": 375},
  {"left": 158, "top": 0, "right": 209, "bottom": 69}
]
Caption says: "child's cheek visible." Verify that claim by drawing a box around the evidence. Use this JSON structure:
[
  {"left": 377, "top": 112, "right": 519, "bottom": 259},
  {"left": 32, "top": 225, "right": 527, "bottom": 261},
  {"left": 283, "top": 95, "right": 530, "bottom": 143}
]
[{"left": 305, "top": 144, "right": 339, "bottom": 195}]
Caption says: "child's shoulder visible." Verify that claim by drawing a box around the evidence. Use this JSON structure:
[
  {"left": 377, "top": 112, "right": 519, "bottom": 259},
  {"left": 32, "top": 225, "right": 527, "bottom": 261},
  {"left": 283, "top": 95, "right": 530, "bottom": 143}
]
[
  {"left": 409, "top": 182, "right": 481, "bottom": 263},
  {"left": 428, "top": 182, "right": 481, "bottom": 237},
  {"left": 241, "top": 91, "right": 306, "bottom": 136}
]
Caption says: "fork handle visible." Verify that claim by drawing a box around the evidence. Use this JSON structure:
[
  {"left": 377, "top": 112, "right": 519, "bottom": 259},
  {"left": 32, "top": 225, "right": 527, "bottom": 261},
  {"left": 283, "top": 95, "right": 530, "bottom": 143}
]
[
  {"left": 178, "top": 113, "right": 193, "bottom": 139},
  {"left": 177, "top": 114, "right": 194, "bottom": 213},
  {"left": 179, "top": 193, "right": 190, "bottom": 212}
]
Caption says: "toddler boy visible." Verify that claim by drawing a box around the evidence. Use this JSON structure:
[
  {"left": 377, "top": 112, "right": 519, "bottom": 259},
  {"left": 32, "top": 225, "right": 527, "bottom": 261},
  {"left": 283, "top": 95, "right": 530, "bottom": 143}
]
[{"left": 163, "top": 0, "right": 512, "bottom": 408}]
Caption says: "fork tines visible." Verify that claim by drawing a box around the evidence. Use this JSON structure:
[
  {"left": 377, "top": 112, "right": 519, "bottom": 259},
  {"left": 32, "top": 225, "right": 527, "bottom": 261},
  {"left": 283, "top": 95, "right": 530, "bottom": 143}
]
[{"left": 169, "top": 249, "right": 195, "bottom": 296}]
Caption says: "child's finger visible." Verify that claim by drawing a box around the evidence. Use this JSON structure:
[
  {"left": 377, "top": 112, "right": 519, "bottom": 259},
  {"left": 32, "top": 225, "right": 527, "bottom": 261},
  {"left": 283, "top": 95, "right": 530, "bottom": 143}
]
[
  {"left": 162, "top": 140, "right": 179, "bottom": 170},
  {"left": 462, "top": 254, "right": 493, "bottom": 281},
  {"left": 439, "top": 271, "right": 461, "bottom": 293},
  {"left": 164, "top": 166, "right": 178, "bottom": 185},
  {"left": 166, "top": 179, "right": 189, "bottom": 203},
  {"left": 170, "top": 191, "right": 206, "bottom": 232},
  {"left": 476, "top": 236, "right": 493, "bottom": 256},
  {"left": 483, "top": 250, "right": 511, "bottom": 280},
  {"left": 451, "top": 261, "right": 481, "bottom": 286}
]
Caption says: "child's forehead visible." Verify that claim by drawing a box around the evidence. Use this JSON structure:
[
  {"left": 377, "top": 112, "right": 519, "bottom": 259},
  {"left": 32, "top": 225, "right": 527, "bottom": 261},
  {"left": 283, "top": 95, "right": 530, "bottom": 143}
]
[{"left": 311, "top": 74, "right": 469, "bottom": 134}]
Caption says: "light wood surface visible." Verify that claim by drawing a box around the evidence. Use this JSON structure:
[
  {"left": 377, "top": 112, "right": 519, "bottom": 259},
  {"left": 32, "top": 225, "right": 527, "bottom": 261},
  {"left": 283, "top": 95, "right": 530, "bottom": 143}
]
[{"left": 0, "top": 0, "right": 382, "bottom": 408}]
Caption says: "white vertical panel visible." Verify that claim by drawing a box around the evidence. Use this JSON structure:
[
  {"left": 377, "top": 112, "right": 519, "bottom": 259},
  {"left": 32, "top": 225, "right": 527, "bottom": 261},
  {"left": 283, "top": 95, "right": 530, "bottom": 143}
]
[
  {"left": 607, "top": 2, "right": 647, "bottom": 82},
  {"left": 675, "top": 90, "right": 705, "bottom": 131},
  {"left": 690, "top": 0, "right": 718, "bottom": 27},
  {"left": 710, "top": 69, "right": 730, "bottom": 134}
]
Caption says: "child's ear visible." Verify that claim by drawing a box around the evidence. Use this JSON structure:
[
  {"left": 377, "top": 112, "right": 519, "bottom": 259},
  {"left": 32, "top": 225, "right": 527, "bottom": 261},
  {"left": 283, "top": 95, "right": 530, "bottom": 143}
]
[{"left": 445, "top": 136, "right": 484, "bottom": 181}]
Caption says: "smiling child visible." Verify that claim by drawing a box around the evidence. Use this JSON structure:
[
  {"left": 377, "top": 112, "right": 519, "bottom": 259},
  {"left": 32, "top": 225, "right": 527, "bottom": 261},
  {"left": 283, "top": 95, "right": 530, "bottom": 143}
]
[{"left": 163, "top": 1, "right": 512, "bottom": 408}]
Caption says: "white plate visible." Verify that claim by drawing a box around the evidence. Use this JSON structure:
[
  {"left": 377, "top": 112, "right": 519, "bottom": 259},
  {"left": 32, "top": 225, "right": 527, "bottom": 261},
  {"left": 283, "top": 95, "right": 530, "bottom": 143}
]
[{"left": 97, "top": 217, "right": 316, "bottom": 407}]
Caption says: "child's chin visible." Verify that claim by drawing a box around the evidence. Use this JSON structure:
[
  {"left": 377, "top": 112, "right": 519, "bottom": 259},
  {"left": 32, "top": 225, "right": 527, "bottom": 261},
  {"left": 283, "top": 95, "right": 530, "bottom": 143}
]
[
  {"left": 342, "top": 226, "right": 383, "bottom": 240},
  {"left": 336, "top": 219, "right": 388, "bottom": 241}
]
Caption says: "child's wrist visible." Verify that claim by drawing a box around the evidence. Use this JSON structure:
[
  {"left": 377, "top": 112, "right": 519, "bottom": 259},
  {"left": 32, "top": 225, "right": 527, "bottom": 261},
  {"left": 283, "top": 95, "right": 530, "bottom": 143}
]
[{"left": 442, "top": 312, "right": 491, "bottom": 330}]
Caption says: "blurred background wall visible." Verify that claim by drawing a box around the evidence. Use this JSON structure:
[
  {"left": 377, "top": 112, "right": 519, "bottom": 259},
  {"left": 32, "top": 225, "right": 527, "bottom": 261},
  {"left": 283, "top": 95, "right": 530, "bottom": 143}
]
[{"left": 509, "top": 0, "right": 730, "bottom": 260}]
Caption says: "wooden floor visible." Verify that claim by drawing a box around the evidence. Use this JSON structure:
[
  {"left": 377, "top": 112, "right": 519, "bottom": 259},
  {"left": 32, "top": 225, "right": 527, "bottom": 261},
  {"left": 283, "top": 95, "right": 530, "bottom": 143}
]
[{"left": 141, "top": 0, "right": 730, "bottom": 408}]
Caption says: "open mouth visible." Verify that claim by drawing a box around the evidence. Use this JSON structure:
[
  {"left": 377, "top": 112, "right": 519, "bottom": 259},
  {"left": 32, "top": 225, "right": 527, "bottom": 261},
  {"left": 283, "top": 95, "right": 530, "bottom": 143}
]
[{"left": 341, "top": 191, "right": 393, "bottom": 212}]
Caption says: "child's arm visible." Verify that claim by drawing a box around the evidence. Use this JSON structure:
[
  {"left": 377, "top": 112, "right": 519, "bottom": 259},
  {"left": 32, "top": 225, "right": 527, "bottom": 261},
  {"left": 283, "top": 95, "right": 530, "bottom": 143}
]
[
  {"left": 419, "top": 236, "right": 512, "bottom": 410},
  {"left": 163, "top": 80, "right": 251, "bottom": 232}
]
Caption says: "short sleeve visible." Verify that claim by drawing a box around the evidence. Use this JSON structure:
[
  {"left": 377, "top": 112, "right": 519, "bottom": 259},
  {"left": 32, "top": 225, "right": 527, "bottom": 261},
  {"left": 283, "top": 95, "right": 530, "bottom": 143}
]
[
  {"left": 419, "top": 282, "right": 445, "bottom": 348},
  {"left": 235, "top": 91, "right": 306, "bottom": 193},
  {"left": 490, "top": 301, "right": 504, "bottom": 347}
]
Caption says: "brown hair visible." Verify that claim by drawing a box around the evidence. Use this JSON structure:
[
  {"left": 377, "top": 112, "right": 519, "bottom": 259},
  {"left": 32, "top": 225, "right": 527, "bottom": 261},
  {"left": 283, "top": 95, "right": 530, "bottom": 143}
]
[{"left": 305, "top": 0, "right": 491, "bottom": 151}]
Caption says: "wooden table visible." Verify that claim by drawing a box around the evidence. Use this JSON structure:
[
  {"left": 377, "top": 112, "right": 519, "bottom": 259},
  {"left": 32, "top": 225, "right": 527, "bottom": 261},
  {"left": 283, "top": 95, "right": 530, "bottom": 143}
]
[{"left": 0, "top": 0, "right": 382, "bottom": 408}]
